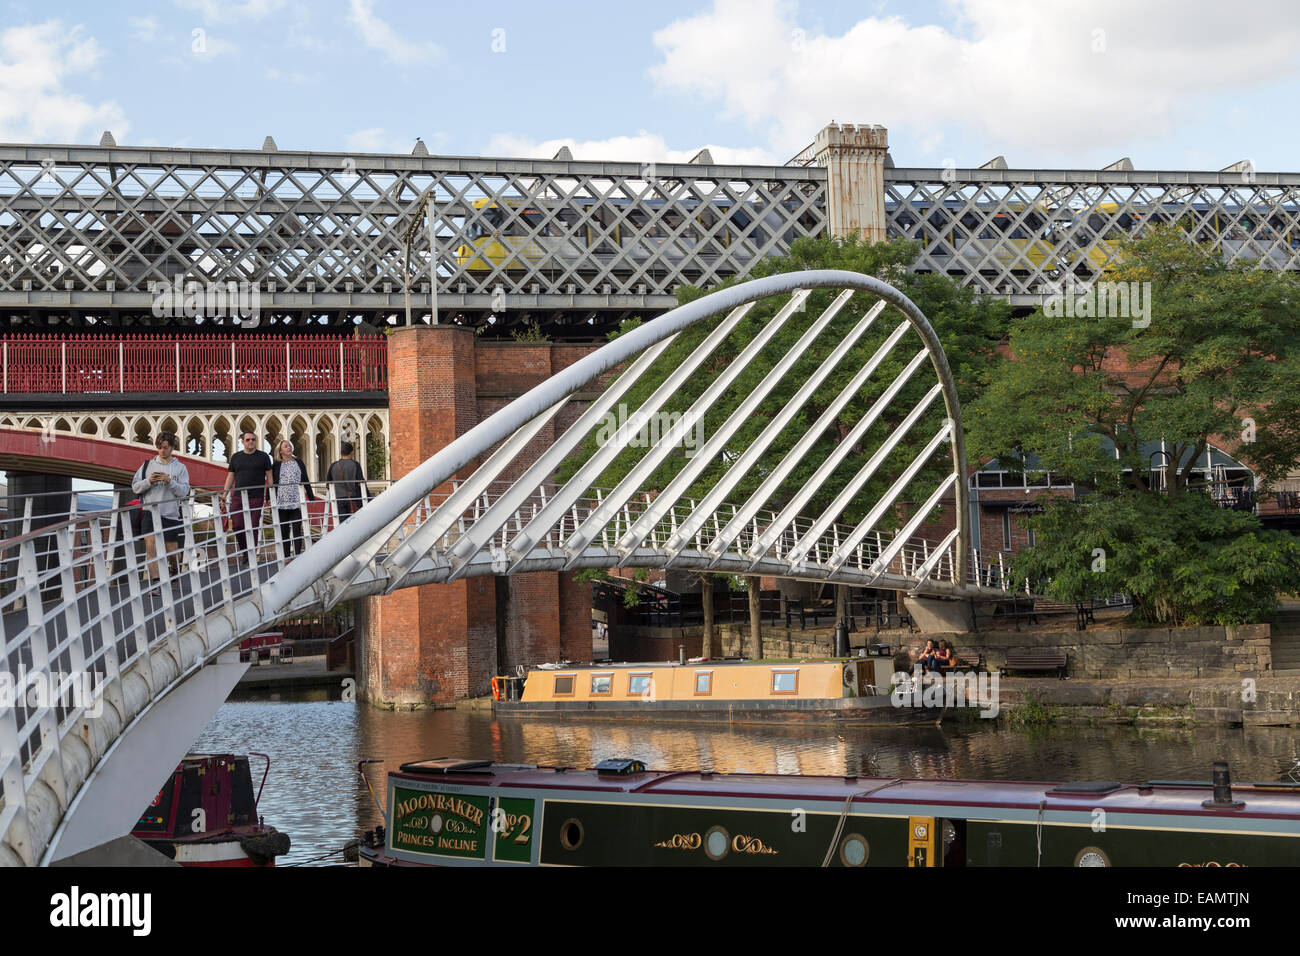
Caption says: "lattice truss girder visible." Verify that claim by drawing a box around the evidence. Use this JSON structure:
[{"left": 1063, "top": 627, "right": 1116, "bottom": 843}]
[
  {"left": 0, "top": 149, "right": 827, "bottom": 298},
  {"left": 259, "top": 272, "right": 980, "bottom": 615},
  {"left": 884, "top": 172, "right": 1300, "bottom": 297}
]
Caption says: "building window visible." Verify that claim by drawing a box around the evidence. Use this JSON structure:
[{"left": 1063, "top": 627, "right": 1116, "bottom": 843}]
[
  {"left": 590, "top": 673, "right": 613, "bottom": 696},
  {"left": 627, "top": 673, "right": 653, "bottom": 697},
  {"left": 1001, "top": 511, "right": 1012, "bottom": 550},
  {"left": 554, "top": 675, "right": 574, "bottom": 696},
  {"left": 771, "top": 670, "right": 799, "bottom": 695},
  {"left": 694, "top": 671, "right": 713, "bottom": 696}
]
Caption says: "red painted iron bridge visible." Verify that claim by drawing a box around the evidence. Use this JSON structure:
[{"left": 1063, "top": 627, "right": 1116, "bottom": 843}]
[{"left": 0, "top": 334, "right": 387, "bottom": 394}]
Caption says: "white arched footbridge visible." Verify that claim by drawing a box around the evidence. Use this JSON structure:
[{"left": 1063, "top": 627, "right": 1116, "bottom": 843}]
[{"left": 1, "top": 270, "right": 1017, "bottom": 865}]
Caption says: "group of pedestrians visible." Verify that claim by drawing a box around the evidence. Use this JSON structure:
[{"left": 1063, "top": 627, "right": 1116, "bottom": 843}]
[{"left": 132, "top": 432, "right": 372, "bottom": 586}]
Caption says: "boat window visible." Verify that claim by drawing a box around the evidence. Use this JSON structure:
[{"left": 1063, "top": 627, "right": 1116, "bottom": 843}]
[
  {"left": 694, "top": 671, "right": 713, "bottom": 696},
  {"left": 553, "top": 675, "right": 574, "bottom": 696},
  {"left": 590, "top": 673, "right": 613, "bottom": 696},
  {"left": 627, "top": 673, "right": 653, "bottom": 697},
  {"left": 771, "top": 669, "right": 798, "bottom": 695}
]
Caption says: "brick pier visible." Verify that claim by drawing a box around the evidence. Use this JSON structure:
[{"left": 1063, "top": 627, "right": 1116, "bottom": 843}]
[{"left": 358, "top": 326, "right": 596, "bottom": 707}]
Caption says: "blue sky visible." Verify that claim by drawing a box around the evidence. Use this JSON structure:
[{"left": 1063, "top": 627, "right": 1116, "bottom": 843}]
[{"left": 1, "top": 0, "right": 1299, "bottom": 170}]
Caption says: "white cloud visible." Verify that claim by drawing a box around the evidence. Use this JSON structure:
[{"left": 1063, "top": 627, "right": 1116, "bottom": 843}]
[
  {"left": 129, "top": 17, "right": 161, "bottom": 43},
  {"left": 347, "top": 0, "right": 442, "bottom": 66},
  {"left": 648, "top": 0, "right": 1300, "bottom": 162},
  {"left": 174, "top": 0, "right": 286, "bottom": 22},
  {"left": 0, "top": 21, "right": 128, "bottom": 143},
  {"left": 485, "top": 131, "right": 780, "bottom": 165}
]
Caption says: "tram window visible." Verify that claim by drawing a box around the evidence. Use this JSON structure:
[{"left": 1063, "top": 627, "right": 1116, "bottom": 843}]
[
  {"left": 517, "top": 208, "right": 548, "bottom": 236},
  {"left": 976, "top": 472, "right": 1003, "bottom": 489},
  {"left": 627, "top": 673, "right": 653, "bottom": 696},
  {"left": 590, "top": 673, "right": 612, "bottom": 696},
  {"left": 554, "top": 675, "right": 574, "bottom": 696},
  {"left": 469, "top": 206, "right": 505, "bottom": 240},
  {"left": 771, "top": 670, "right": 798, "bottom": 695}
]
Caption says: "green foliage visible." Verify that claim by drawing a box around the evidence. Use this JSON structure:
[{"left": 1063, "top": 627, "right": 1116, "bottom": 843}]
[
  {"left": 574, "top": 567, "right": 649, "bottom": 608},
  {"left": 1011, "top": 492, "right": 1300, "bottom": 626},
  {"left": 1007, "top": 693, "right": 1058, "bottom": 728},
  {"left": 971, "top": 225, "right": 1300, "bottom": 626},
  {"left": 366, "top": 437, "right": 387, "bottom": 482},
  {"left": 968, "top": 225, "right": 1300, "bottom": 494},
  {"left": 556, "top": 236, "right": 1010, "bottom": 527},
  {"left": 511, "top": 319, "right": 550, "bottom": 343}
]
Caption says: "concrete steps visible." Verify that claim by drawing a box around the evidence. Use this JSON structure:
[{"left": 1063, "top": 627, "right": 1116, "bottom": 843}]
[{"left": 1269, "top": 610, "right": 1300, "bottom": 672}]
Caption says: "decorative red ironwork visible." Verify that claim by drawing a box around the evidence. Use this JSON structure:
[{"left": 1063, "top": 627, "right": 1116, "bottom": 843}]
[{"left": 0, "top": 334, "right": 387, "bottom": 395}]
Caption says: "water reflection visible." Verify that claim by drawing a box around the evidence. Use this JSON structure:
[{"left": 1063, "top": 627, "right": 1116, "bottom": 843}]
[{"left": 194, "top": 700, "right": 1300, "bottom": 866}]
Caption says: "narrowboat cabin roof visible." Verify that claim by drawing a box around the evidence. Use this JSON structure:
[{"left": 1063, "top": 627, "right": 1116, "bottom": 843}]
[{"left": 389, "top": 759, "right": 1300, "bottom": 823}]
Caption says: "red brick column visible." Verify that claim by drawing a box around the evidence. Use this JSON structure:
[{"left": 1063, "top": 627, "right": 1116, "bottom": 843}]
[
  {"left": 362, "top": 331, "right": 598, "bottom": 705},
  {"left": 362, "top": 325, "right": 494, "bottom": 706}
]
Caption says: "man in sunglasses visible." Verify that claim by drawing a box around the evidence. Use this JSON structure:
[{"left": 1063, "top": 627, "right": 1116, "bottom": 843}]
[{"left": 221, "top": 430, "right": 273, "bottom": 564}]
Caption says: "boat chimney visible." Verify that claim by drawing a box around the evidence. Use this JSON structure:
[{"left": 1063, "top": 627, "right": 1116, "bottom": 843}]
[
  {"left": 1201, "top": 761, "right": 1245, "bottom": 809},
  {"left": 679, "top": 645, "right": 686, "bottom": 665}
]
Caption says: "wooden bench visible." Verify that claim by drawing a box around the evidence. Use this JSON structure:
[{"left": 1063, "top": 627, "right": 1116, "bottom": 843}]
[
  {"left": 945, "top": 650, "right": 986, "bottom": 672},
  {"left": 1001, "top": 652, "right": 1068, "bottom": 679}
]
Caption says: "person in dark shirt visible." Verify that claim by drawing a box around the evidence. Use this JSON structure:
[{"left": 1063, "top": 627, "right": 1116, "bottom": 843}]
[
  {"left": 222, "top": 430, "right": 273, "bottom": 562},
  {"left": 326, "top": 441, "right": 371, "bottom": 523}
]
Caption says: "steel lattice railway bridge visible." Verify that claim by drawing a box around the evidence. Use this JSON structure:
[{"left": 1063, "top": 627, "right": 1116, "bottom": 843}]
[{"left": 2, "top": 124, "right": 1299, "bottom": 333}]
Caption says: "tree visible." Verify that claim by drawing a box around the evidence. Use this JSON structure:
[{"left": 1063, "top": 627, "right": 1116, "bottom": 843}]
[
  {"left": 557, "top": 236, "right": 1010, "bottom": 535},
  {"left": 967, "top": 225, "right": 1300, "bottom": 625}
]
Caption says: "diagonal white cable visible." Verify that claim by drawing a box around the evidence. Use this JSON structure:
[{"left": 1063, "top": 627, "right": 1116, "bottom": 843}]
[
  {"left": 778, "top": 384, "right": 945, "bottom": 569},
  {"left": 500, "top": 299, "right": 763, "bottom": 574},
  {"left": 908, "top": 527, "right": 961, "bottom": 588},
  {"left": 613, "top": 290, "right": 867, "bottom": 561},
  {"left": 388, "top": 333, "right": 677, "bottom": 589},
  {"left": 689, "top": 319, "right": 914, "bottom": 564},
  {"left": 738, "top": 355, "right": 934, "bottom": 567},
  {"left": 557, "top": 290, "right": 813, "bottom": 569},
  {"left": 843, "top": 472, "right": 958, "bottom": 579},
  {"left": 813, "top": 420, "right": 954, "bottom": 575},
  {"left": 380, "top": 396, "right": 570, "bottom": 591}
]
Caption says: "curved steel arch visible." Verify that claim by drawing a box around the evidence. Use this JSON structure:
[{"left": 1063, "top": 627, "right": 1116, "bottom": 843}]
[{"left": 264, "top": 269, "right": 969, "bottom": 614}]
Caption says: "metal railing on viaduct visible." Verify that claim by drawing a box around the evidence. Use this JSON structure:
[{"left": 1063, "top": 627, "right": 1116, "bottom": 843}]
[{"left": 0, "top": 334, "right": 386, "bottom": 395}]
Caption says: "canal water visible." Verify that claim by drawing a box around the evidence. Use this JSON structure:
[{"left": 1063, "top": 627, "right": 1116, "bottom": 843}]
[{"left": 193, "top": 699, "right": 1300, "bottom": 866}]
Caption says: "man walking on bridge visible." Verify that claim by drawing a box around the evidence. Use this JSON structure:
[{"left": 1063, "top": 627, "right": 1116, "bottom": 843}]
[
  {"left": 222, "top": 430, "right": 273, "bottom": 563},
  {"left": 326, "top": 441, "right": 370, "bottom": 524}
]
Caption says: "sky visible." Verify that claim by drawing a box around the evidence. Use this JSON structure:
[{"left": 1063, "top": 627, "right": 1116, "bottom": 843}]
[{"left": 0, "top": 0, "right": 1298, "bottom": 171}]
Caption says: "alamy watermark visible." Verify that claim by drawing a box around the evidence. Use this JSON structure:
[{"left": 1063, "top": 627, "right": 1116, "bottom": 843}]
[
  {"left": 1, "top": 669, "right": 103, "bottom": 718},
  {"left": 594, "top": 405, "right": 706, "bottom": 458},
  {"left": 1043, "top": 277, "right": 1152, "bottom": 328},
  {"left": 891, "top": 666, "right": 1000, "bottom": 718},
  {"left": 150, "top": 275, "right": 261, "bottom": 327}
]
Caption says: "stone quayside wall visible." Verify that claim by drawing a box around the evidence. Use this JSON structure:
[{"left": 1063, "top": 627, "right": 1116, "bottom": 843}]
[{"left": 614, "top": 623, "right": 1272, "bottom": 681}]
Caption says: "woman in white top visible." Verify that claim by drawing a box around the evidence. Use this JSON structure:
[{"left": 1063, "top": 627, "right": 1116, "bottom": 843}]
[
  {"left": 270, "top": 440, "right": 317, "bottom": 559},
  {"left": 130, "top": 430, "right": 191, "bottom": 593}
]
